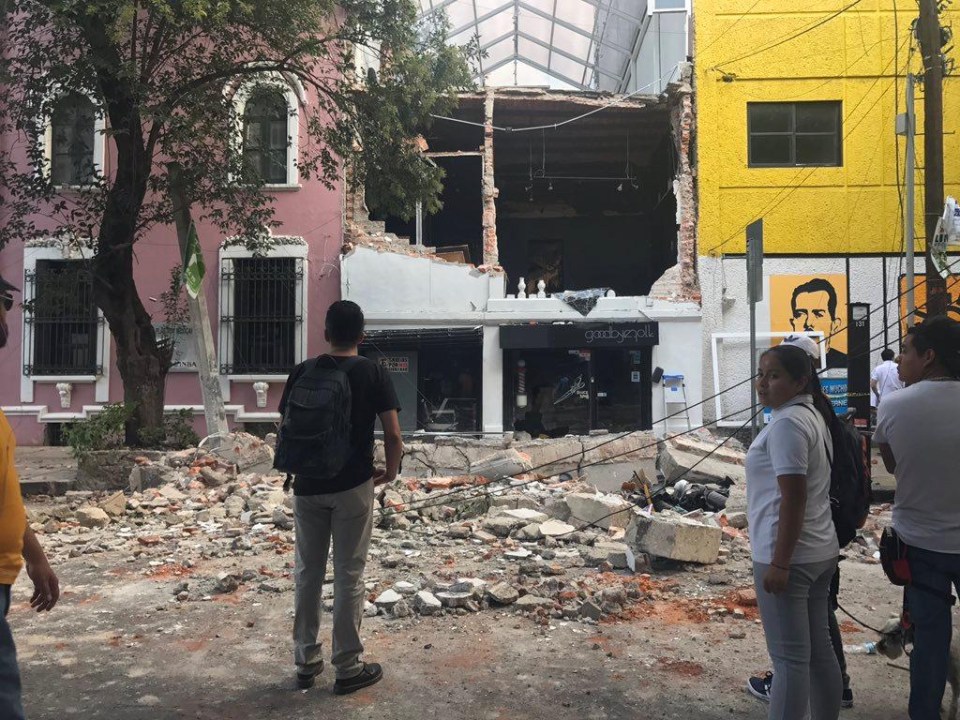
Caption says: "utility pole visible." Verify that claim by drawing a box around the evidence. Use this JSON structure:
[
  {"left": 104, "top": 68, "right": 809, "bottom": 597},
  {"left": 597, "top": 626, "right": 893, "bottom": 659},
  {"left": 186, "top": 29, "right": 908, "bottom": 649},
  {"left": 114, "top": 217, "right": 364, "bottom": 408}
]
[
  {"left": 898, "top": 74, "right": 917, "bottom": 326},
  {"left": 167, "top": 162, "right": 229, "bottom": 440},
  {"left": 917, "top": 0, "right": 949, "bottom": 317},
  {"left": 746, "top": 219, "right": 763, "bottom": 440}
]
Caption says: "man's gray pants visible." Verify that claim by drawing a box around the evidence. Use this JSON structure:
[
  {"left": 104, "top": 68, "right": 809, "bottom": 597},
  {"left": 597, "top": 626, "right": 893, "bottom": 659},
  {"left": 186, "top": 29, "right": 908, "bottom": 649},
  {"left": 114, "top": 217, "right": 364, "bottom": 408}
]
[
  {"left": 1, "top": 585, "right": 26, "bottom": 720},
  {"left": 293, "top": 479, "right": 374, "bottom": 680},
  {"left": 754, "top": 557, "right": 842, "bottom": 720}
]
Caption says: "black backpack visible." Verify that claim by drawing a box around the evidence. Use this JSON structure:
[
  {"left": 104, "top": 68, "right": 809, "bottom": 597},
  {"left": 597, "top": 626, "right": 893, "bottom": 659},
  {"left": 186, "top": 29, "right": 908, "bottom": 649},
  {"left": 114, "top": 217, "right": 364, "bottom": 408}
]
[
  {"left": 803, "top": 404, "right": 872, "bottom": 547},
  {"left": 274, "top": 355, "right": 363, "bottom": 488}
]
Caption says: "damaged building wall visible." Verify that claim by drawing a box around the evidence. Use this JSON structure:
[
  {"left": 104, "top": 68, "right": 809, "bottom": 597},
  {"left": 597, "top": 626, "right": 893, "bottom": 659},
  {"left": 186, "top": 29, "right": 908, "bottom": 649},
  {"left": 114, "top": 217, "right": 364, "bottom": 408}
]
[
  {"left": 671, "top": 66, "right": 700, "bottom": 302},
  {"left": 482, "top": 88, "right": 498, "bottom": 267}
]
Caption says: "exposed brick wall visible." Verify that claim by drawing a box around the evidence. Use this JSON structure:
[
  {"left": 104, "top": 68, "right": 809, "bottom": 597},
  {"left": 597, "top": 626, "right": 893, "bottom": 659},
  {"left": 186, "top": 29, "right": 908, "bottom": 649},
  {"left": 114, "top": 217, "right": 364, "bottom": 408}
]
[
  {"left": 664, "top": 68, "right": 701, "bottom": 304},
  {"left": 481, "top": 88, "right": 499, "bottom": 267}
]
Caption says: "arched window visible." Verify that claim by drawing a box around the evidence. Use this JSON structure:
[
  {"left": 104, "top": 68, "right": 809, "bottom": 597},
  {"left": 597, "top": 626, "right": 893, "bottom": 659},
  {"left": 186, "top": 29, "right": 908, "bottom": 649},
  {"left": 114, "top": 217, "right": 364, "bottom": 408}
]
[
  {"left": 50, "top": 94, "right": 96, "bottom": 186},
  {"left": 242, "top": 88, "right": 290, "bottom": 184}
]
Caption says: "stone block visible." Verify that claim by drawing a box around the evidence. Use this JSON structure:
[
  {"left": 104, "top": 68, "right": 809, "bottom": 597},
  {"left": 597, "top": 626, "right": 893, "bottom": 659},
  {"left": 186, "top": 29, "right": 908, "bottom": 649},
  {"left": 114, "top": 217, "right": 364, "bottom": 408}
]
[
  {"left": 414, "top": 591, "right": 442, "bottom": 615},
  {"left": 215, "top": 433, "right": 275, "bottom": 474},
  {"left": 495, "top": 507, "right": 548, "bottom": 523},
  {"left": 658, "top": 445, "right": 745, "bottom": 486},
  {"left": 75, "top": 506, "right": 110, "bottom": 528},
  {"left": 626, "top": 512, "right": 723, "bottom": 565},
  {"left": 515, "top": 594, "right": 553, "bottom": 610},
  {"left": 539, "top": 519, "right": 575, "bottom": 537},
  {"left": 469, "top": 449, "right": 532, "bottom": 481},
  {"left": 564, "top": 492, "right": 633, "bottom": 530},
  {"left": 99, "top": 491, "right": 127, "bottom": 517},
  {"left": 485, "top": 582, "right": 519, "bottom": 606}
]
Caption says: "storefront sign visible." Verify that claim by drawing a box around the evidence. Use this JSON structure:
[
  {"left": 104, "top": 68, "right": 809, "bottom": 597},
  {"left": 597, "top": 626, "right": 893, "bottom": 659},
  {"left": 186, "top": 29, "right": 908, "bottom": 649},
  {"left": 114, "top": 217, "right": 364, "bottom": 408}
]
[
  {"left": 500, "top": 322, "right": 659, "bottom": 349},
  {"left": 379, "top": 356, "right": 410, "bottom": 373}
]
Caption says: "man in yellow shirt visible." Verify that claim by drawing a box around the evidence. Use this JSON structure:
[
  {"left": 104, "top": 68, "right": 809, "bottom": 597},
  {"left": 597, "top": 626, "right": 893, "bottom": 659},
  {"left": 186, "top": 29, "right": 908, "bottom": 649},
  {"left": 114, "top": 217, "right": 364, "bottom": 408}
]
[{"left": 0, "top": 277, "right": 59, "bottom": 720}]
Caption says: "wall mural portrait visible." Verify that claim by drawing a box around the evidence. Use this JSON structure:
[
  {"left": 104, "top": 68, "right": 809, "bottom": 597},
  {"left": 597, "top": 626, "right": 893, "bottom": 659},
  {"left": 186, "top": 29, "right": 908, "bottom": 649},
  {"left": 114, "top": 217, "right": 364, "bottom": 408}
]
[
  {"left": 898, "top": 274, "right": 960, "bottom": 337},
  {"left": 770, "top": 274, "right": 849, "bottom": 369}
]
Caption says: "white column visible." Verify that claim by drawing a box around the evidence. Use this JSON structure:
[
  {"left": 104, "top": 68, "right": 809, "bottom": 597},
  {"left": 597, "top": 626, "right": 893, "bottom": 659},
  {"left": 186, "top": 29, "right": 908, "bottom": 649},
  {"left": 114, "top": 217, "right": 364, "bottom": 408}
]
[{"left": 482, "top": 325, "right": 503, "bottom": 433}]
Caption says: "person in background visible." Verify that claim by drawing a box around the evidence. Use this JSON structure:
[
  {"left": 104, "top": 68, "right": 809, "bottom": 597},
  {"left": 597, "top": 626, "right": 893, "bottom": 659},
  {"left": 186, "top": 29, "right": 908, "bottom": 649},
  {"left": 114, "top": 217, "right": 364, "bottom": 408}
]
[
  {"left": 280, "top": 301, "right": 402, "bottom": 695},
  {"left": 871, "top": 348, "right": 904, "bottom": 409},
  {"left": 746, "top": 341, "right": 841, "bottom": 720},
  {"left": 0, "top": 276, "right": 60, "bottom": 720},
  {"left": 875, "top": 316, "right": 960, "bottom": 720},
  {"left": 748, "top": 335, "right": 852, "bottom": 710}
]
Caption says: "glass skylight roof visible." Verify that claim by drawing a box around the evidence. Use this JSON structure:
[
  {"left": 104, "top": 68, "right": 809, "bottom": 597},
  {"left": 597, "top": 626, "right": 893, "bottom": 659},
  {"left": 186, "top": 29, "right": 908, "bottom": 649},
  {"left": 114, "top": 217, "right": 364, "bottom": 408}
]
[{"left": 417, "top": 0, "right": 646, "bottom": 90}]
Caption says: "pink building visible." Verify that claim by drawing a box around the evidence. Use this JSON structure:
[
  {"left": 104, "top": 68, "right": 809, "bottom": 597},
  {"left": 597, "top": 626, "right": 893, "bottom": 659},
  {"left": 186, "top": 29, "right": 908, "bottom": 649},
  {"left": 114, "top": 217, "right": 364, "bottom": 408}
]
[{"left": 0, "top": 78, "right": 343, "bottom": 445}]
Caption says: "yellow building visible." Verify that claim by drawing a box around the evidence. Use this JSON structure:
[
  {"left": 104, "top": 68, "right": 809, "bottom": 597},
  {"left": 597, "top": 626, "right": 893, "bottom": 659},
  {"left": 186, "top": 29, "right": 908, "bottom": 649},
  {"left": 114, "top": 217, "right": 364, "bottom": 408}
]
[
  {"left": 696, "top": 0, "right": 960, "bottom": 256},
  {"left": 693, "top": 1, "right": 960, "bottom": 424}
]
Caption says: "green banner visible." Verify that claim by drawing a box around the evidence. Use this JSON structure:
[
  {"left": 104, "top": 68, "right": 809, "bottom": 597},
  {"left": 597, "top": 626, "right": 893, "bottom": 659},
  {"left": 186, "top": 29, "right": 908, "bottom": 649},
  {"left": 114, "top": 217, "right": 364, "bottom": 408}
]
[{"left": 183, "top": 222, "right": 205, "bottom": 298}]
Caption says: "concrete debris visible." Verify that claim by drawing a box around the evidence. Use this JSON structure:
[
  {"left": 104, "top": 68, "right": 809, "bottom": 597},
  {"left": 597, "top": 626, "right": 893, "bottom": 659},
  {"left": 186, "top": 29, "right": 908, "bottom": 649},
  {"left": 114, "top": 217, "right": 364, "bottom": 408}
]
[
  {"left": 99, "top": 491, "right": 127, "bottom": 517},
  {"left": 75, "top": 506, "right": 110, "bottom": 528},
  {"left": 724, "top": 512, "right": 749, "bottom": 530},
  {"left": 626, "top": 512, "right": 723, "bottom": 565},
  {"left": 22, "top": 431, "right": 775, "bottom": 628},
  {"left": 539, "top": 519, "right": 575, "bottom": 537},
  {"left": 414, "top": 591, "right": 443, "bottom": 615},
  {"left": 564, "top": 492, "right": 633, "bottom": 530},
  {"left": 485, "top": 582, "right": 519, "bottom": 606},
  {"left": 374, "top": 589, "right": 403, "bottom": 608},
  {"left": 514, "top": 594, "right": 554, "bottom": 610}
]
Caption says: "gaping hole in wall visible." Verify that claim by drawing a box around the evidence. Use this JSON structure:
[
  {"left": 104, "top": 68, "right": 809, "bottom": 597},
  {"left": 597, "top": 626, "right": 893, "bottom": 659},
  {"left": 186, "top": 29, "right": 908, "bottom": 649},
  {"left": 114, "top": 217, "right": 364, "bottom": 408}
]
[
  {"left": 368, "top": 101, "right": 485, "bottom": 263},
  {"left": 493, "top": 96, "right": 677, "bottom": 297},
  {"left": 364, "top": 91, "right": 680, "bottom": 293},
  {"left": 378, "top": 155, "right": 484, "bottom": 265}
]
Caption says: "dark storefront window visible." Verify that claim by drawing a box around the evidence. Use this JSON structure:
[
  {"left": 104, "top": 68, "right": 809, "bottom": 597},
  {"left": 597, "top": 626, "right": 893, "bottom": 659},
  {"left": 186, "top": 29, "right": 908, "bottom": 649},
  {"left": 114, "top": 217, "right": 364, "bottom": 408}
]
[
  {"left": 502, "top": 322, "right": 656, "bottom": 435},
  {"left": 361, "top": 328, "right": 483, "bottom": 434}
]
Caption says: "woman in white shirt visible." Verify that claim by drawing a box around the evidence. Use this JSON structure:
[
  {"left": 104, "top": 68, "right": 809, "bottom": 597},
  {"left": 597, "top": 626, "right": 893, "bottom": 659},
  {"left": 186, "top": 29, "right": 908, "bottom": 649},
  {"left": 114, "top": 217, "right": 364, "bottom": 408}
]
[{"left": 746, "top": 343, "right": 841, "bottom": 720}]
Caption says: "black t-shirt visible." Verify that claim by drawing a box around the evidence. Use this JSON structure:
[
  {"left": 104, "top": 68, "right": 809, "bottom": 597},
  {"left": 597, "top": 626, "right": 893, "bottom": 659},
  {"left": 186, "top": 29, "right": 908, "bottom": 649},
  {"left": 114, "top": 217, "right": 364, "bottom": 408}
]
[{"left": 278, "top": 354, "right": 400, "bottom": 495}]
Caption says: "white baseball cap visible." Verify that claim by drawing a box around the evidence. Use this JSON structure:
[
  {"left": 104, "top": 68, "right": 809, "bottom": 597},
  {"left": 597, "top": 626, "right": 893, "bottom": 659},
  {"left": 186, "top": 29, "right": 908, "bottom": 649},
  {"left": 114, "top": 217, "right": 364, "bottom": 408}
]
[{"left": 780, "top": 334, "right": 820, "bottom": 360}]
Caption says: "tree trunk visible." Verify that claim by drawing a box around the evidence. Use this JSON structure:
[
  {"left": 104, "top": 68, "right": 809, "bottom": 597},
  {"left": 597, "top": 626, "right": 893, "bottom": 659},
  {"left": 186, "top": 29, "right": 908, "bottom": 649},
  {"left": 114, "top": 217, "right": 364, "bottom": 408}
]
[
  {"left": 84, "top": 30, "right": 172, "bottom": 446},
  {"left": 92, "top": 244, "right": 170, "bottom": 447}
]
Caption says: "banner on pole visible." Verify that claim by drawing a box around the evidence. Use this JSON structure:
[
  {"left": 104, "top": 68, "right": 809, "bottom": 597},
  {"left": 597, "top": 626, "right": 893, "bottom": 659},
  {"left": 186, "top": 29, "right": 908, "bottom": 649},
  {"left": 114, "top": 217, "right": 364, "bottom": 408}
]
[{"left": 183, "top": 222, "right": 205, "bottom": 298}]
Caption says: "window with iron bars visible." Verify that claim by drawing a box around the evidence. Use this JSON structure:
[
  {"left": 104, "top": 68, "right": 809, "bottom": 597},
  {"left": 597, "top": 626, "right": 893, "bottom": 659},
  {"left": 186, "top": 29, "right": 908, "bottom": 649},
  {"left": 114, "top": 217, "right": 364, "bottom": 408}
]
[
  {"left": 220, "top": 256, "right": 302, "bottom": 374},
  {"left": 23, "top": 260, "right": 102, "bottom": 376}
]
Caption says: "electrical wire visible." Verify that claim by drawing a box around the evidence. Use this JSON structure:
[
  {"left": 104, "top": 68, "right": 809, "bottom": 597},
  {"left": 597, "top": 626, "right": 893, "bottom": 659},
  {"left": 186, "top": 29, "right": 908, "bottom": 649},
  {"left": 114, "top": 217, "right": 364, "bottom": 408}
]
[
  {"left": 711, "top": 0, "right": 866, "bottom": 71},
  {"left": 428, "top": 65, "right": 682, "bottom": 134},
  {"left": 384, "top": 255, "right": 960, "bottom": 519}
]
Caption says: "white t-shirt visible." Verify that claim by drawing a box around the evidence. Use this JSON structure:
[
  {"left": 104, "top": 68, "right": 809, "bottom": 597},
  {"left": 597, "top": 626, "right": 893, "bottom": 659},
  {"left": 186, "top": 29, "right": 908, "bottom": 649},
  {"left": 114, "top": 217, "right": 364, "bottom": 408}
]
[
  {"left": 746, "top": 395, "right": 839, "bottom": 565},
  {"left": 874, "top": 379, "right": 960, "bottom": 554},
  {"left": 871, "top": 361, "right": 904, "bottom": 404}
]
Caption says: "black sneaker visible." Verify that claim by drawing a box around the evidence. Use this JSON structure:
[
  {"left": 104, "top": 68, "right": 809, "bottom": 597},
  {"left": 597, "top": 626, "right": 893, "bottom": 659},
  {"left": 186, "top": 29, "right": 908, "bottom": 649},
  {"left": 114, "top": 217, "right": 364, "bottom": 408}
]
[
  {"left": 747, "top": 672, "right": 773, "bottom": 702},
  {"left": 842, "top": 686, "right": 854, "bottom": 709},
  {"left": 333, "top": 663, "right": 383, "bottom": 695},
  {"left": 296, "top": 661, "right": 324, "bottom": 689}
]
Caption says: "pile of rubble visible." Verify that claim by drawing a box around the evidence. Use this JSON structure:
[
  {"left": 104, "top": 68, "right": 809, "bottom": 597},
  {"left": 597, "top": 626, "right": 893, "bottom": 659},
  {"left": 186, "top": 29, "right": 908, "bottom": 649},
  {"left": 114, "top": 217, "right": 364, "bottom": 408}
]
[{"left": 27, "top": 429, "right": 871, "bottom": 625}]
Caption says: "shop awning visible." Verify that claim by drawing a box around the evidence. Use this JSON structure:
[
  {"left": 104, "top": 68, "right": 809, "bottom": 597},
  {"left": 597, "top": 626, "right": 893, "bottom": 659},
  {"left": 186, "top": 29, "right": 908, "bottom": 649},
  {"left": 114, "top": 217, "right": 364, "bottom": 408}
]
[{"left": 361, "top": 326, "right": 483, "bottom": 351}]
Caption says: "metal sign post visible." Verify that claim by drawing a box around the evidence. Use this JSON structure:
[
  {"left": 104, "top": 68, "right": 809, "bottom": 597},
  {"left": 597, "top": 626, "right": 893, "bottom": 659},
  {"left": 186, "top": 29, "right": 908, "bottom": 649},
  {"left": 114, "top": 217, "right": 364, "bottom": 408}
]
[{"left": 746, "top": 219, "right": 764, "bottom": 439}]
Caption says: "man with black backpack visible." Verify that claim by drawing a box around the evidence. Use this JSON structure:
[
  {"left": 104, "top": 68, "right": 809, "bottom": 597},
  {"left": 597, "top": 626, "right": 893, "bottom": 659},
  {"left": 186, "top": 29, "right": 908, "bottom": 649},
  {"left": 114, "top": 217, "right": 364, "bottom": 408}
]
[{"left": 276, "top": 300, "right": 402, "bottom": 695}]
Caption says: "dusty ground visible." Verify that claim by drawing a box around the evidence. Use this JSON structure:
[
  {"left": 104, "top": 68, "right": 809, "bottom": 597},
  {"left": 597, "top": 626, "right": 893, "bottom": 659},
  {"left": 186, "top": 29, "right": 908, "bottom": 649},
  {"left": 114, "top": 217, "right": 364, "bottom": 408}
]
[{"left": 9, "top": 524, "right": 913, "bottom": 720}]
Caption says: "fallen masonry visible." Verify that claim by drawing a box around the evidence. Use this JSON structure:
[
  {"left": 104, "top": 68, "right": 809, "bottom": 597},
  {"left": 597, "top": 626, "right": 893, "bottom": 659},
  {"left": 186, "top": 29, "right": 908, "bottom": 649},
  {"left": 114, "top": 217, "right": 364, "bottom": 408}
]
[{"left": 21, "top": 430, "right": 884, "bottom": 628}]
